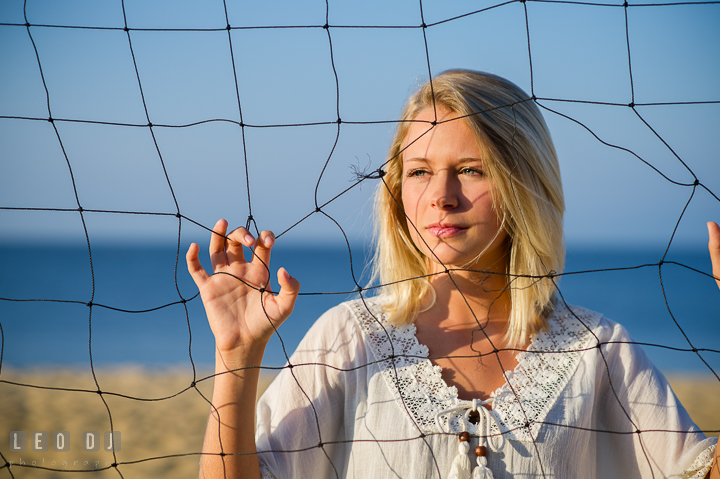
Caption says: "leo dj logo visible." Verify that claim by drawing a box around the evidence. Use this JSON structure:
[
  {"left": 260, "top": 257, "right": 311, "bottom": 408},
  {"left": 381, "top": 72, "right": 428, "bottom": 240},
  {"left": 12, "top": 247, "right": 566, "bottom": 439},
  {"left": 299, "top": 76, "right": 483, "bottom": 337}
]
[{"left": 10, "top": 431, "right": 121, "bottom": 452}]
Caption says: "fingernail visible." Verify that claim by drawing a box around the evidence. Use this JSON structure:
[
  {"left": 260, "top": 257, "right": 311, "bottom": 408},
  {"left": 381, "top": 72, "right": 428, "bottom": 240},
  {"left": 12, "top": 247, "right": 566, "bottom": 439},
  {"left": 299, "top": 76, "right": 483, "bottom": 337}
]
[
  {"left": 265, "top": 236, "right": 275, "bottom": 247},
  {"left": 245, "top": 234, "right": 254, "bottom": 243}
]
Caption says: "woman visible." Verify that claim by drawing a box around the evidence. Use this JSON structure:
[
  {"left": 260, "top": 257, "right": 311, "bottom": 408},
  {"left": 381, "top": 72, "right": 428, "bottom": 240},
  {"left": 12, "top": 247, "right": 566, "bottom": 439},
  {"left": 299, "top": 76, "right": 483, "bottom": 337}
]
[{"left": 187, "top": 70, "right": 720, "bottom": 478}]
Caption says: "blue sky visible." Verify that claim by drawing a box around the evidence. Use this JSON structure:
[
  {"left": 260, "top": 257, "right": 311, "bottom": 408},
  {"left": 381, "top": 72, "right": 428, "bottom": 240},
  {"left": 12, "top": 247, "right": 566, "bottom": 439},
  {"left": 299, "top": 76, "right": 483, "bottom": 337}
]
[{"left": 1, "top": 0, "right": 718, "bottom": 249}]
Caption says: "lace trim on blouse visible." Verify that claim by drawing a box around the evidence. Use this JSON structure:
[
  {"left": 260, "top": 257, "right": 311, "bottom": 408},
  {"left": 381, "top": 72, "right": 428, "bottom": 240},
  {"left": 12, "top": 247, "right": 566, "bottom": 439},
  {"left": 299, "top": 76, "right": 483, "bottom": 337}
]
[
  {"left": 348, "top": 296, "right": 602, "bottom": 442},
  {"left": 682, "top": 443, "right": 716, "bottom": 479}
]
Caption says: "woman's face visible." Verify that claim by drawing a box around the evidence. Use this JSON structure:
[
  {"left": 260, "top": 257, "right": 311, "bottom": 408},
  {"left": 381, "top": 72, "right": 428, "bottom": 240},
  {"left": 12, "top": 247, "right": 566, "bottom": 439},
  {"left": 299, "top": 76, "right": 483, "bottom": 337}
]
[{"left": 400, "top": 106, "right": 508, "bottom": 273}]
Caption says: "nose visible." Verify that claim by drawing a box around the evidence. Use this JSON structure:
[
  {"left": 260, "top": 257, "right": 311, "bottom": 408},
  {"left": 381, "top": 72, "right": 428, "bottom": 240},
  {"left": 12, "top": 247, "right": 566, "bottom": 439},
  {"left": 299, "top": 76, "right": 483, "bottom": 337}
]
[{"left": 430, "top": 171, "right": 458, "bottom": 210}]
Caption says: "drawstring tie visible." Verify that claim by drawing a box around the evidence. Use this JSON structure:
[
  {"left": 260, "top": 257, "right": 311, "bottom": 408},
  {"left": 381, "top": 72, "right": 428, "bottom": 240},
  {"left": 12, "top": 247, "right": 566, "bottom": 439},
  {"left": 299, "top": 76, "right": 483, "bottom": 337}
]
[{"left": 436, "top": 398, "right": 504, "bottom": 479}]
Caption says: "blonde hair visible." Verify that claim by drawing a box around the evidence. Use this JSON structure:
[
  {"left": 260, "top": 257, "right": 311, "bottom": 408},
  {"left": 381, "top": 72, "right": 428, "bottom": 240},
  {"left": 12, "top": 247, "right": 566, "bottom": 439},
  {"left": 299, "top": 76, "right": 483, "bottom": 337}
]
[{"left": 373, "top": 70, "right": 565, "bottom": 347}]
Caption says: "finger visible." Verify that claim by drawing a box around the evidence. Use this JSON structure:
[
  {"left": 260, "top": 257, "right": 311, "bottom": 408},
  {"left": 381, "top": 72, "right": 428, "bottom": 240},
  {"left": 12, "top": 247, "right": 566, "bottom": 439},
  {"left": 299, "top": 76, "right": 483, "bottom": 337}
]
[
  {"left": 226, "top": 226, "right": 255, "bottom": 264},
  {"left": 186, "top": 243, "right": 210, "bottom": 286},
  {"left": 275, "top": 267, "right": 301, "bottom": 318},
  {"left": 209, "top": 219, "right": 229, "bottom": 270},
  {"left": 708, "top": 221, "right": 720, "bottom": 290},
  {"left": 252, "top": 230, "right": 276, "bottom": 269},
  {"left": 209, "top": 219, "right": 228, "bottom": 254}
]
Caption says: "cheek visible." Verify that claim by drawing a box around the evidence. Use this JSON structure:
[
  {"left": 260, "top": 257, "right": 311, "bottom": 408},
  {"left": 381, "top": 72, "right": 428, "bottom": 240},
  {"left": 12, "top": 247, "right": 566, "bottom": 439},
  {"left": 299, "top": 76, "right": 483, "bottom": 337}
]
[
  {"left": 400, "top": 182, "right": 425, "bottom": 219},
  {"left": 468, "top": 188, "right": 498, "bottom": 220},
  {"left": 400, "top": 188, "right": 426, "bottom": 242},
  {"left": 400, "top": 184, "right": 414, "bottom": 218}
]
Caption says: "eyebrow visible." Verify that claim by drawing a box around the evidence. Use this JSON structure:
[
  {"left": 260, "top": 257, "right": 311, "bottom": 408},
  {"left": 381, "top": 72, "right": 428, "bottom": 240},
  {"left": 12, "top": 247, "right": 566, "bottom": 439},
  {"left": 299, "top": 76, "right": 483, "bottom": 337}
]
[{"left": 403, "top": 157, "right": 483, "bottom": 165}]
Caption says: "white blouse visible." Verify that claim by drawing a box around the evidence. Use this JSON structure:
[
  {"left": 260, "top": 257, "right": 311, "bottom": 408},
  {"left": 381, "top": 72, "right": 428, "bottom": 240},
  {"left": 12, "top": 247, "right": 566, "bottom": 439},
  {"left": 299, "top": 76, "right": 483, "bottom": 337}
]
[{"left": 255, "top": 296, "right": 716, "bottom": 478}]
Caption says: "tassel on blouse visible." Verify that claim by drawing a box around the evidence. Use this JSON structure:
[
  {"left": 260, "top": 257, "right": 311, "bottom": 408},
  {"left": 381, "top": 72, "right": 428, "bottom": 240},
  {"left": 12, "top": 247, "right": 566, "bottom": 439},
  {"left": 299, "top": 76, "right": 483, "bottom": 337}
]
[
  {"left": 437, "top": 399, "right": 502, "bottom": 479},
  {"left": 472, "top": 447, "right": 493, "bottom": 479},
  {"left": 448, "top": 433, "right": 472, "bottom": 479}
]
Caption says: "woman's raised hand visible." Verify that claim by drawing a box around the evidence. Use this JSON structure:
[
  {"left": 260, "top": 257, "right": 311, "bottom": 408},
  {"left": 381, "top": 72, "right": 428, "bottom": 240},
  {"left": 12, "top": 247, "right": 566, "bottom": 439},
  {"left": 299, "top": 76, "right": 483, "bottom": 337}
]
[
  {"left": 186, "top": 219, "right": 300, "bottom": 360},
  {"left": 709, "top": 221, "right": 720, "bottom": 291}
]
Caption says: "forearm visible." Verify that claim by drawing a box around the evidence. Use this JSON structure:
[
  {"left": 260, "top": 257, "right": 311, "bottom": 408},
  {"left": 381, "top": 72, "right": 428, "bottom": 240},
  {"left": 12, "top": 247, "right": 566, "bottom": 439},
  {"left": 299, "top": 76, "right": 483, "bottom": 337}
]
[{"left": 199, "top": 348, "right": 265, "bottom": 479}]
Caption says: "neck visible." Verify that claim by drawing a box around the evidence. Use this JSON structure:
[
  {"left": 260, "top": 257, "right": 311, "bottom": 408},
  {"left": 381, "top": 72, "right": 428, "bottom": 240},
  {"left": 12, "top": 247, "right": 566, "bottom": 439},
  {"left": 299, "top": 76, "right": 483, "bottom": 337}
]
[{"left": 424, "top": 260, "right": 511, "bottom": 329}]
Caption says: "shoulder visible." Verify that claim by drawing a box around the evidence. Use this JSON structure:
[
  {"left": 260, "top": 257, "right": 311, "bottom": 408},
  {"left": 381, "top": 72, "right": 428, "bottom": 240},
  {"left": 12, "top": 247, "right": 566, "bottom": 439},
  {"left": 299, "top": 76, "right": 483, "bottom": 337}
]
[
  {"left": 309, "top": 295, "right": 387, "bottom": 330},
  {"left": 314, "top": 295, "right": 389, "bottom": 332},
  {"left": 544, "top": 301, "right": 635, "bottom": 345},
  {"left": 315, "top": 295, "right": 423, "bottom": 363},
  {"left": 295, "top": 295, "right": 387, "bottom": 352},
  {"left": 536, "top": 302, "right": 646, "bottom": 368},
  {"left": 546, "top": 302, "right": 657, "bottom": 379}
]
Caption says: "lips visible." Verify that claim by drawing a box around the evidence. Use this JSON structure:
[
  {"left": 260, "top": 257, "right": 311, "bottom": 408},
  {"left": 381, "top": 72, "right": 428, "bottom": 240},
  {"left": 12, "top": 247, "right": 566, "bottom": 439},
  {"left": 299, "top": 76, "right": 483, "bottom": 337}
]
[{"left": 427, "top": 223, "right": 466, "bottom": 238}]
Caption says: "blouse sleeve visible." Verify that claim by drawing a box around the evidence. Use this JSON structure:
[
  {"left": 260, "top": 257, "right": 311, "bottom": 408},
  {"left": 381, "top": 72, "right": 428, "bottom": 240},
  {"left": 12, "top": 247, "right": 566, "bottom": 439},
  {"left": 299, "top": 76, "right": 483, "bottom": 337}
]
[
  {"left": 594, "top": 318, "right": 717, "bottom": 478},
  {"left": 254, "top": 302, "right": 368, "bottom": 479}
]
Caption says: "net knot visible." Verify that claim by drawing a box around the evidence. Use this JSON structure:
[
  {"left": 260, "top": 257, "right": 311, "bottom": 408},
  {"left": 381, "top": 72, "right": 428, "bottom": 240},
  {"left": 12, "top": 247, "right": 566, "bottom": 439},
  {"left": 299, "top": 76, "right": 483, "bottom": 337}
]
[
  {"left": 25, "top": 22, "right": 30, "bottom": 28},
  {"left": 48, "top": 117, "right": 53, "bottom": 123},
  {"left": 315, "top": 207, "right": 322, "bottom": 213},
  {"left": 111, "top": 463, "right": 118, "bottom": 468},
  {"left": 147, "top": 122, "right": 153, "bottom": 127},
  {"left": 323, "top": 23, "right": 329, "bottom": 30},
  {"left": 421, "top": 22, "right": 427, "bottom": 28},
  {"left": 692, "top": 347, "right": 698, "bottom": 353},
  {"left": 259, "top": 287, "right": 266, "bottom": 293},
  {"left": 96, "top": 389, "right": 103, "bottom": 395},
  {"left": 358, "top": 169, "right": 386, "bottom": 180},
  {"left": 175, "top": 212, "right": 181, "bottom": 218},
  {"left": 78, "top": 206, "right": 84, "bottom": 212},
  {"left": 87, "top": 301, "right": 93, "bottom": 307},
  {"left": 190, "top": 381, "right": 196, "bottom": 387},
  {"left": 226, "top": 24, "right": 231, "bottom": 31},
  {"left": 336, "top": 118, "right": 342, "bottom": 124},
  {"left": 547, "top": 270, "right": 556, "bottom": 279},
  {"left": 628, "top": 102, "right": 635, "bottom": 108},
  {"left": 693, "top": 179, "right": 699, "bottom": 186},
  {"left": 123, "top": 26, "right": 129, "bottom": 32}
]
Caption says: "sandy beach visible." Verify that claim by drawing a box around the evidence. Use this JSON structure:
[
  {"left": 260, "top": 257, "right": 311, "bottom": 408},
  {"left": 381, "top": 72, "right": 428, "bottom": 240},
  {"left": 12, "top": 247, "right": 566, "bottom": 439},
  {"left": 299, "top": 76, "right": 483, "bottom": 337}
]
[{"left": 1, "top": 367, "right": 717, "bottom": 478}]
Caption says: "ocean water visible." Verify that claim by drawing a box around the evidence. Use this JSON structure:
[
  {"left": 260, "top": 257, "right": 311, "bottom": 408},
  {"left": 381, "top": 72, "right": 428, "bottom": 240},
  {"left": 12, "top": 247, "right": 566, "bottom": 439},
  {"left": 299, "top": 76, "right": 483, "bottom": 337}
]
[{"left": 0, "top": 242, "right": 718, "bottom": 374}]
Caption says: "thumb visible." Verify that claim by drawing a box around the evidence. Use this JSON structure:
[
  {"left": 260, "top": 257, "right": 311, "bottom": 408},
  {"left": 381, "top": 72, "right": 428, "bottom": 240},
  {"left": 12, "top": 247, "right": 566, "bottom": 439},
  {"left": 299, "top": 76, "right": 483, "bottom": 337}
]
[{"left": 276, "top": 267, "right": 301, "bottom": 317}]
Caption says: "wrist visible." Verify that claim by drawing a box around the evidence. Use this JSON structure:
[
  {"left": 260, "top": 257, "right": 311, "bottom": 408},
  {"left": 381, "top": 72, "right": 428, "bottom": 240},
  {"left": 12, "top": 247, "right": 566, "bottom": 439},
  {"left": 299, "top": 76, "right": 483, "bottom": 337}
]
[{"left": 215, "top": 343, "right": 265, "bottom": 373}]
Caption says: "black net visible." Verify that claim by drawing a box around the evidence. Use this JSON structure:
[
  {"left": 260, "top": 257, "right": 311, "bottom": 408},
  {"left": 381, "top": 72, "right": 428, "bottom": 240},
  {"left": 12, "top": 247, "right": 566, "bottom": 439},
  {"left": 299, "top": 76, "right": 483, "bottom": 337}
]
[{"left": 0, "top": 1, "right": 718, "bottom": 478}]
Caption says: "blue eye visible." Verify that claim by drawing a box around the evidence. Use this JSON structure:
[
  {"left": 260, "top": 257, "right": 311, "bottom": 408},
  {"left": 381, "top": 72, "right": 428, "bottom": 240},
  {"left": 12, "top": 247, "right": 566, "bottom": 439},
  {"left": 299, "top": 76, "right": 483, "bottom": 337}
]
[
  {"left": 460, "top": 167, "right": 484, "bottom": 176},
  {"left": 407, "top": 169, "right": 428, "bottom": 177}
]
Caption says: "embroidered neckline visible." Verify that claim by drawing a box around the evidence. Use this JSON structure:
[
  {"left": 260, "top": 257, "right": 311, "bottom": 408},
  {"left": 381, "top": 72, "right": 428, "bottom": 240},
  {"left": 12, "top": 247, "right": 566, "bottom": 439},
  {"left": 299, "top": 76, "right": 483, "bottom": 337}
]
[{"left": 347, "top": 296, "right": 602, "bottom": 442}]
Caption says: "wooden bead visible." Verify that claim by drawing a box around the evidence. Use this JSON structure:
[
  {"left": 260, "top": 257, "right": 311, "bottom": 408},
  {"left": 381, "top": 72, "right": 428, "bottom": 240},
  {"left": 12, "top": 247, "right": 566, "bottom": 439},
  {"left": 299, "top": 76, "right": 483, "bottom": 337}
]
[
  {"left": 459, "top": 431, "right": 471, "bottom": 442},
  {"left": 475, "top": 445, "right": 487, "bottom": 457}
]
